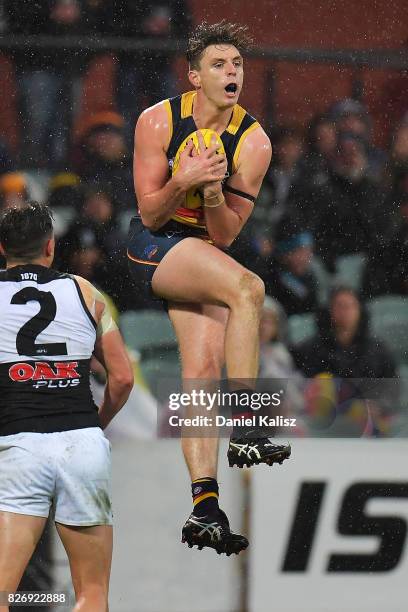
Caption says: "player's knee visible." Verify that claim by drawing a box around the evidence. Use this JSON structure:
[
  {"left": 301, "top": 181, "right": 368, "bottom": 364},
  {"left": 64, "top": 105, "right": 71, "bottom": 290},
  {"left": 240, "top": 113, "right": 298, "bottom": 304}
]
[{"left": 235, "top": 272, "right": 265, "bottom": 309}]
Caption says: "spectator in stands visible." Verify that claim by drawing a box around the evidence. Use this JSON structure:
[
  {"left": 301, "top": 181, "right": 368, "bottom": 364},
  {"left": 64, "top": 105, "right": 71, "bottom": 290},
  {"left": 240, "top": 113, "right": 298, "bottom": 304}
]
[
  {"left": 287, "top": 114, "right": 337, "bottom": 234},
  {"left": 230, "top": 124, "right": 308, "bottom": 279},
  {"left": 5, "top": 1, "right": 81, "bottom": 167},
  {"left": 293, "top": 286, "right": 396, "bottom": 379},
  {"left": 0, "top": 172, "right": 28, "bottom": 209},
  {"left": 264, "top": 216, "right": 318, "bottom": 315},
  {"left": 259, "top": 296, "right": 304, "bottom": 416},
  {"left": 293, "top": 286, "right": 398, "bottom": 435},
  {"left": 311, "top": 131, "right": 386, "bottom": 271},
  {"left": 331, "top": 98, "right": 369, "bottom": 139},
  {"left": 111, "top": 0, "right": 192, "bottom": 148},
  {"left": 48, "top": 172, "right": 82, "bottom": 211},
  {"left": 56, "top": 215, "right": 116, "bottom": 306},
  {"left": 81, "top": 186, "right": 125, "bottom": 253},
  {"left": 385, "top": 119, "right": 408, "bottom": 191},
  {"left": 391, "top": 120, "right": 408, "bottom": 170},
  {"left": 74, "top": 111, "right": 134, "bottom": 210},
  {"left": 240, "top": 127, "right": 305, "bottom": 281},
  {"left": 0, "top": 172, "right": 28, "bottom": 268},
  {"left": 55, "top": 184, "right": 136, "bottom": 310},
  {"left": 296, "top": 113, "right": 336, "bottom": 188},
  {"left": 4, "top": 0, "right": 111, "bottom": 168},
  {"left": 329, "top": 97, "right": 386, "bottom": 181},
  {"left": 46, "top": 172, "right": 83, "bottom": 237},
  {"left": 56, "top": 185, "right": 121, "bottom": 263},
  {"left": 362, "top": 172, "right": 408, "bottom": 298},
  {"left": 264, "top": 126, "right": 304, "bottom": 228}
]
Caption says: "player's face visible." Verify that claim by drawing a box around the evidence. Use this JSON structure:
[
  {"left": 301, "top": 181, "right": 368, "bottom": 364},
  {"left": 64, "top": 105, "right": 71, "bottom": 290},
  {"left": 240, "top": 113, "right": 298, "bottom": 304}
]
[{"left": 190, "top": 44, "right": 244, "bottom": 109}]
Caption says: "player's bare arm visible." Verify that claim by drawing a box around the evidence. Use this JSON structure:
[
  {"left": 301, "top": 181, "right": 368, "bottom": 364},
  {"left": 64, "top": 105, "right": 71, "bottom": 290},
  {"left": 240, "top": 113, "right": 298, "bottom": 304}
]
[
  {"left": 134, "top": 102, "right": 227, "bottom": 230},
  {"left": 203, "top": 127, "right": 272, "bottom": 247},
  {"left": 74, "top": 276, "right": 134, "bottom": 429}
]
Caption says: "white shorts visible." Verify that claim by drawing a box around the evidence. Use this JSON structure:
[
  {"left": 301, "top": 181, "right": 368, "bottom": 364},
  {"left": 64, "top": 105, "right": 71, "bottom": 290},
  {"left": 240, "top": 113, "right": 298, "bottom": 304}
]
[{"left": 0, "top": 427, "right": 113, "bottom": 526}]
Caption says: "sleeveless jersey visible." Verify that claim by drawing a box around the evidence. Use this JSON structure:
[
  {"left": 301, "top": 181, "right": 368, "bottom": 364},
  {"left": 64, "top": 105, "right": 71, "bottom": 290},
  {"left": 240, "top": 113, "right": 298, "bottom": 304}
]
[
  {"left": 164, "top": 91, "right": 260, "bottom": 230},
  {"left": 0, "top": 264, "right": 99, "bottom": 435}
]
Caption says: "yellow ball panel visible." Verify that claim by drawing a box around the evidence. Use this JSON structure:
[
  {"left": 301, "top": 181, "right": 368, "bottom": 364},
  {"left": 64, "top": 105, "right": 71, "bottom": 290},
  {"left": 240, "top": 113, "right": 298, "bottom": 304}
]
[
  {"left": 172, "top": 129, "right": 225, "bottom": 210},
  {"left": 172, "top": 129, "right": 225, "bottom": 175}
]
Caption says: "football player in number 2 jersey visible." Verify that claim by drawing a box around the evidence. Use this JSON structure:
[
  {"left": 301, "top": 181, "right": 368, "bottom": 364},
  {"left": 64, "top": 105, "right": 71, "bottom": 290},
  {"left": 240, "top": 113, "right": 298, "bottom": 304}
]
[{"left": 0, "top": 203, "right": 133, "bottom": 612}]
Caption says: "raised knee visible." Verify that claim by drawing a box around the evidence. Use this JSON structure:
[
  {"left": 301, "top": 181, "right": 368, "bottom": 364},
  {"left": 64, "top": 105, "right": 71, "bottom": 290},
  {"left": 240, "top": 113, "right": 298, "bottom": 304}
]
[{"left": 236, "top": 272, "right": 265, "bottom": 308}]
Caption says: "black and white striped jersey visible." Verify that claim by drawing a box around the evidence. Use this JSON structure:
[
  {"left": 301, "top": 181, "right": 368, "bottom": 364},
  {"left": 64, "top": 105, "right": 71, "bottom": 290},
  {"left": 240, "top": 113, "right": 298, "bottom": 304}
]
[{"left": 0, "top": 264, "right": 100, "bottom": 435}]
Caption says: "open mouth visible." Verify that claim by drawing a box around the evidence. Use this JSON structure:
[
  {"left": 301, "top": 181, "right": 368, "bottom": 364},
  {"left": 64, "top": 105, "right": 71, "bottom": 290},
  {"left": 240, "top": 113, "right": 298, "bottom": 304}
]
[{"left": 225, "top": 83, "right": 238, "bottom": 94}]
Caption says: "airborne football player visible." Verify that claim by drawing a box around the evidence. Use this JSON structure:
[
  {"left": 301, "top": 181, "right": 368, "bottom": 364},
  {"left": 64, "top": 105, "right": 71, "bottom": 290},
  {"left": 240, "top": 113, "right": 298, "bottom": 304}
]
[{"left": 128, "top": 21, "right": 291, "bottom": 555}]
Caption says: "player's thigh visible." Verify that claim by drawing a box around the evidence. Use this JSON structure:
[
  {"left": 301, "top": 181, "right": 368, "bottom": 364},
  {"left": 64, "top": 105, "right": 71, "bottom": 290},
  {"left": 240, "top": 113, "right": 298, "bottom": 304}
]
[
  {"left": 168, "top": 302, "right": 228, "bottom": 378},
  {"left": 0, "top": 511, "right": 47, "bottom": 590},
  {"left": 55, "top": 523, "right": 113, "bottom": 592},
  {"left": 151, "top": 237, "right": 262, "bottom": 306},
  {"left": 53, "top": 428, "right": 113, "bottom": 528}
]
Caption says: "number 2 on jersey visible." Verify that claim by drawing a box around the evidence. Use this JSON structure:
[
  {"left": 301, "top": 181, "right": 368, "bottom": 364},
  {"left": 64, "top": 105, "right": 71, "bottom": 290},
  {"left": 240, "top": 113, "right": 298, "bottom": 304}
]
[{"left": 11, "top": 287, "right": 68, "bottom": 356}]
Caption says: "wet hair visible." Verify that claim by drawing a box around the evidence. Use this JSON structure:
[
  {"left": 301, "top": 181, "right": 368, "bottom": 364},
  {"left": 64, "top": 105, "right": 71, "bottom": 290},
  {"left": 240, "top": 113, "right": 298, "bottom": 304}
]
[
  {"left": 187, "top": 20, "right": 253, "bottom": 69},
  {"left": 0, "top": 201, "right": 53, "bottom": 260}
]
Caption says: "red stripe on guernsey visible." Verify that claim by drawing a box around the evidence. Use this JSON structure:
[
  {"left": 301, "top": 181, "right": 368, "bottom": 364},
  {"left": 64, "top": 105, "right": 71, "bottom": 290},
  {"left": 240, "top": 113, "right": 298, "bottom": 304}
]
[
  {"left": 174, "top": 207, "right": 206, "bottom": 226},
  {"left": 175, "top": 206, "right": 203, "bottom": 219}
]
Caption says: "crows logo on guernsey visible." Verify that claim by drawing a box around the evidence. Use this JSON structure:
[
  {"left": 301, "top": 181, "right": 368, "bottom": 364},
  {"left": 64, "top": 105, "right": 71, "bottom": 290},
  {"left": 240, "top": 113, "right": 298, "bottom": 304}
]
[{"left": 9, "top": 361, "right": 81, "bottom": 389}]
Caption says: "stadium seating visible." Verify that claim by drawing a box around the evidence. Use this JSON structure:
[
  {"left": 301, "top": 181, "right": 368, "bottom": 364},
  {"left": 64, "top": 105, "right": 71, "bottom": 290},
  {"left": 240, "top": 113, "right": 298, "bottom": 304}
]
[
  {"left": 119, "top": 310, "right": 180, "bottom": 393},
  {"left": 310, "top": 255, "right": 331, "bottom": 305},
  {"left": 387, "top": 364, "right": 408, "bottom": 436},
  {"left": 120, "top": 309, "right": 177, "bottom": 351},
  {"left": 333, "top": 252, "right": 367, "bottom": 291},
  {"left": 397, "top": 363, "right": 408, "bottom": 409},
  {"left": 287, "top": 312, "right": 317, "bottom": 346},
  {"left": 367, "top": 295, "right": 408, "bottom": 365}
]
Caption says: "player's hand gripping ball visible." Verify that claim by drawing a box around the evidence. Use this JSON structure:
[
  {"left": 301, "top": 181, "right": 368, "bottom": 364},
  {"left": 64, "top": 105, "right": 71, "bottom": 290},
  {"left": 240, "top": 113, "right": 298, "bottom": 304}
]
[{"left": 172, "top": 128, "right": 225, "bottom": 209}]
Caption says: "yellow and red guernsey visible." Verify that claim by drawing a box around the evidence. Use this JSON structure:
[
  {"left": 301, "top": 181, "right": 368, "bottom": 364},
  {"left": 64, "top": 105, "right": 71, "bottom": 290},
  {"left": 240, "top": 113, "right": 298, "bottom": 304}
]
[{"left": 164, "top": 91, "right": 260, "bottom": 230}]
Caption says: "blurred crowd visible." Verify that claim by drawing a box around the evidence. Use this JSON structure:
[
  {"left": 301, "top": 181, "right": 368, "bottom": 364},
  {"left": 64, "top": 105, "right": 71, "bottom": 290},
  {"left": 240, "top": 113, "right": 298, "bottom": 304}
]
[
  {"left": 0, "top": 1, "right": 407, "bottom": 436},
  {"left": 237, "top": 100, "right": 408, "bottom": 435},
  {"left": 0, "top": 0, "right": 190, "bottom": 309},
  {"left": 235, "top": 101, "right": 408, "bottom": 301}
]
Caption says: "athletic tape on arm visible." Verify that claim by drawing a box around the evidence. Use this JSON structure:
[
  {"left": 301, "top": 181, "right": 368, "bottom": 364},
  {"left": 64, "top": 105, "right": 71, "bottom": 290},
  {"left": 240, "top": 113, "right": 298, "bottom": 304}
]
[{"left": 93, "top": 287, "right": 118, "bottom": 336}]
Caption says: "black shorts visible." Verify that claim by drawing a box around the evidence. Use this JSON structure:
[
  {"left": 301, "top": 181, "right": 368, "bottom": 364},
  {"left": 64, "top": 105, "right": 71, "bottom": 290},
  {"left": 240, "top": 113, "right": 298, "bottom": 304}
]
[{"left": 127, "top": 216, "right": 209, "bottom": 306}]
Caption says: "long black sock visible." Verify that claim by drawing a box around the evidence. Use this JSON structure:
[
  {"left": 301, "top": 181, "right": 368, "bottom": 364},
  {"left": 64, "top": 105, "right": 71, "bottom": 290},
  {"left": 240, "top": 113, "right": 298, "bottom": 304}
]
[{"left": 191, "top": 477, "right": 219, "bottom": 516}]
